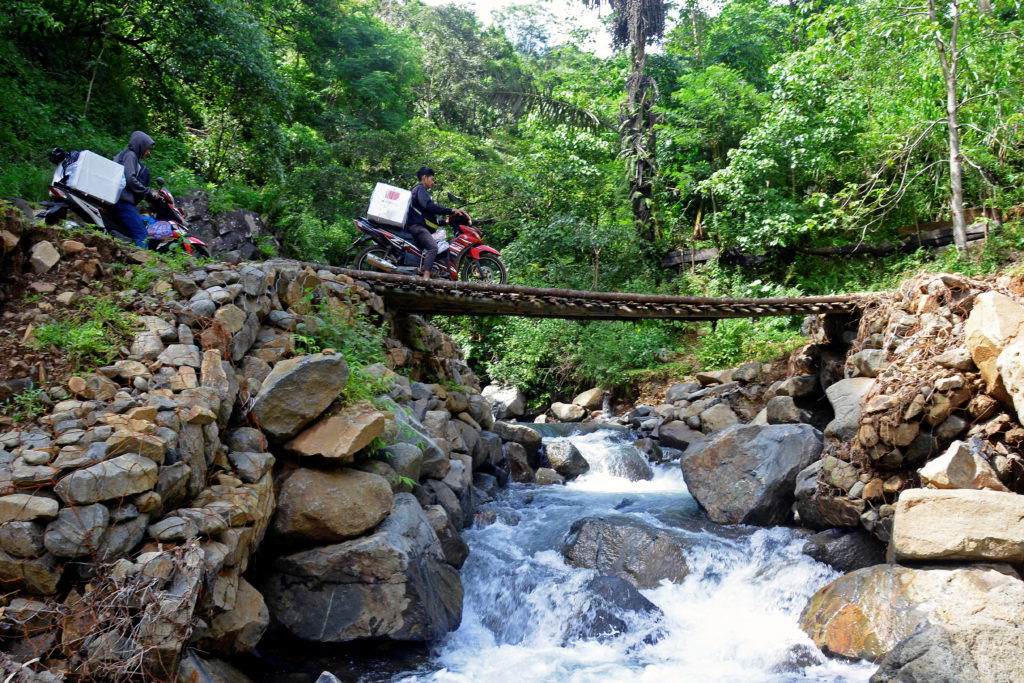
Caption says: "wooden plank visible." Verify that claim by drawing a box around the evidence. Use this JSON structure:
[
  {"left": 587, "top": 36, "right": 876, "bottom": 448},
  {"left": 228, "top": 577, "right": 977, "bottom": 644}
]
[
  {"left": 661, "top": 247, "right": 720, "bottom": 268},
  {"left": 897, "top": 208, "right": 1001, "bottom": 235}
]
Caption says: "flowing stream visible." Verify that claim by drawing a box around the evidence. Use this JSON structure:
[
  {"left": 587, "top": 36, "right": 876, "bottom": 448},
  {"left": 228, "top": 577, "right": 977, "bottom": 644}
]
[{"left": 397, "top": 424, "right": 875, "bottom": 683}]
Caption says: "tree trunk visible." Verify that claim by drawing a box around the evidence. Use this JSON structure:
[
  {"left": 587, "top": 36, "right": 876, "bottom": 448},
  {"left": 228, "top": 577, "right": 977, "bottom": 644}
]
[
  {"left": 931, "top": 0, "right": 967, "bottom": 250},
  {"left": 624, "top": 39, "right": 657, "bottom": 244}
]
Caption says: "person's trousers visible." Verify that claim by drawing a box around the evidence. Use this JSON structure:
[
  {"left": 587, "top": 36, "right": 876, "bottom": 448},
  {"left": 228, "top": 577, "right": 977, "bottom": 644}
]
[
  {"left": 407, "top": 223, "right": 437, "bottom": 274},
  {"left": 113, "top": 201, "right": 148, "bottom": 247}
]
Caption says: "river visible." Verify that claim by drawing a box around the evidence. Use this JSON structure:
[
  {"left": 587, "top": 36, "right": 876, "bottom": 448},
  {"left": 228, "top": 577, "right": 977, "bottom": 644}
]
[{"left": 397, "top": 424, "right": 875, "bottom": 683}]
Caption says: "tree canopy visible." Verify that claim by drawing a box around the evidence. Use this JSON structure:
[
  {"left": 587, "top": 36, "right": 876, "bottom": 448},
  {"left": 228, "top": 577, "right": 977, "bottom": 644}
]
[{"left": 4, "top": 0, "right": 1024, "bottom": 398}]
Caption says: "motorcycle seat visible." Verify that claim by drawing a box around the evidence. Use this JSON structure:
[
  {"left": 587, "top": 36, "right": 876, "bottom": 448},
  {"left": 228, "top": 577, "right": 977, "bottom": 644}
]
[{"left": 364, "top": 217, "right": 414, "bottom": 241}]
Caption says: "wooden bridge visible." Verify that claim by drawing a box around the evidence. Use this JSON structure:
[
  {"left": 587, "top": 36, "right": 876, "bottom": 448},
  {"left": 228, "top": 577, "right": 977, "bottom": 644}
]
[{"left": 327, "top": 267, "right": 871, "bottom": 321}]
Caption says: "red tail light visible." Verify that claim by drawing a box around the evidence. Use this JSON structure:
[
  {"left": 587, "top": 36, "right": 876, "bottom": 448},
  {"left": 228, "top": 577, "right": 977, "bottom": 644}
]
[{"left": 48, "top": 186, "right": 63, "bottom": 199}]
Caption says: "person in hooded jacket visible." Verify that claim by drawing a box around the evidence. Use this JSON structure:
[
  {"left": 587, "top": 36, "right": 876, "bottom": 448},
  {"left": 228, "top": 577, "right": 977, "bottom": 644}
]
[{"left": 113, "top": 131, "right": 158, "bottom": 248}]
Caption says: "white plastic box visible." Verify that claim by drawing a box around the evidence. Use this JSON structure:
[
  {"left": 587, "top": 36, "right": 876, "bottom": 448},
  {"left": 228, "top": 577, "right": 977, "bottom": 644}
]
[
  {"left": 367, "top": 182, "right": 411, "bottom": 227},
  {"left": 54, "top": 150, "right": 126, "bottom": 205}
]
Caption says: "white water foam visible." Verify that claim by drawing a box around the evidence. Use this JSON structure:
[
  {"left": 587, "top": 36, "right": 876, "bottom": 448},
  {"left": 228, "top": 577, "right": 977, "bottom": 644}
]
[{"left": 399, "top": 427, "right": 875, "bottom": 683}]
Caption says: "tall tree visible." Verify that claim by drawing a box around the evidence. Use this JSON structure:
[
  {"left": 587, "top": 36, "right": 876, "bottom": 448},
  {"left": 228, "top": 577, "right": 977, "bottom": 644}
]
[{"left": 584, "top": 0, "right": 666, "bottom": 244}]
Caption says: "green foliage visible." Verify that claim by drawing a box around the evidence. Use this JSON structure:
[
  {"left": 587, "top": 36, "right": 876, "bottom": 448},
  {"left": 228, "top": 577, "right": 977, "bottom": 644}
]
[
  {"left": 7, "top": 0, "right": 1024, "bottom": 404},
  {"left": 118, "top": 251, "right": 195, "bottom": 293},
  {"left": 293, "top": 290, "right": 387, "bottom": 405},
  {"left": 0, "top": 386, "right": 48, "bottom": 423},
  {"left": 32, "top": 296, "right": 139, "bottom": 368},
  {"left": 695, "top": 317, "right": 804, "bottom": 370}
]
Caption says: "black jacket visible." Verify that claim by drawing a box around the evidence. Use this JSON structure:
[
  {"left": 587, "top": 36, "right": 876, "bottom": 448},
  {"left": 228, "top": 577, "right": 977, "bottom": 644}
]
[
  {"left": 114, "top": 131, "right": 154, "bottom": 205},
  {"left": 408, "top": 183, "right": 452, "bottom": 228}
]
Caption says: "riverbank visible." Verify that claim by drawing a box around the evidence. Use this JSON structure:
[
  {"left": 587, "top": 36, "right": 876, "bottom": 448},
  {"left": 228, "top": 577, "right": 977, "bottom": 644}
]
[{"left": 4, "top": 208, "right": 1024, "bottom": 681}]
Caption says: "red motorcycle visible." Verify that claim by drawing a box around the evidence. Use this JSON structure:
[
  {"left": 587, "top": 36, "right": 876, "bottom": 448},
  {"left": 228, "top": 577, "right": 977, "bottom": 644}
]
[
  {"left": 351, "top": 209, "right": 507, "bottom": 284},
  {"left": 38, "top": 148, "right": 210, "bottom": 258}
]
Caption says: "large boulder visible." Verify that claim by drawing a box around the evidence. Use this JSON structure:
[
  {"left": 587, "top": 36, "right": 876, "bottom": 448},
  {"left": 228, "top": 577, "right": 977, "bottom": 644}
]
[
  {"left": 545, "top": 441, "right": 590, "bottom": 480},
  {"left": 848, "top": 349, "right": 888, "bottom": 378},
  {"left": 824, "top": 378, "right": 875, "bottom": 441},
  {"left": 870, "top": 623, "right": 1024, "bottom": 683},
  {"left": 802, "top": 529, "right": 886, "bottom": 573},
  {"left": 492, "top": 421, "right": 542, "bottom": 462},
  {"left": 481, "top": 384, "right": 526, "bottom": 420},
  {"left": 262, "top": 494, "right": 463, "bottom": 642},
  {"left": 194, "top": 578, "right": 270, "bottom": 654},
  {"left": 794, "top": 461, "right": 865, "bottom": 530},
  {"left": 54, "top": 454, "right": 158, "bottom": 504},
  {"left": 996, "top": 334, "right": 1024, "bottom": 425},
  {"left": 800, "top": 564, "right": 1024, "bottom": 663},
  {"left": 682, "top": 424, "right": 823, "bottom": 525},
  {"left": 604, "top": 446, "right": 653, "bottom": 482},
  {"left": 766, "top": 396, "right": 811, "bottom": 425},
  {"left": 550, "top": 402, "right": 586, "bottom": 422},
  {"left": 965, "top": 291, "right": 1024, "bottom": 400},
  {"left": 43, "top": 503, "right": 109, "bottom": 558},
  {"left": 250, "top": 352, "right": 349, "bottom": 440},
  {"left": 273, "top": 468, "right": 393, "bottom": 543},
  {"left": 891, "top": 487, "right": 1024, "bottom": 563},
  {"left": 564, "top": 575, "right": 663, "bottom": 643},
  {"left": 561, "top": 516, "right": 691, "bottom": 589},
  {"left": 698, "top": 403, "right": 738, "bottom": 433},
  {"left": 657, "top": 421, "right": 704, "bottom": 451},
  {"left": 284, "top": 401, "right": 386, "bottom": 463},
  {"left": 917, "top": 440, "right": 1007, "bottom": 491},
  {"left": 664, "top": 381, "right": 700, "bottom": 403},
  {"left": 0, "top": 494, "right": 59, "bottom": 522},
  {"left": 572, "top": 388, "right": 606, "bottom": 411}
]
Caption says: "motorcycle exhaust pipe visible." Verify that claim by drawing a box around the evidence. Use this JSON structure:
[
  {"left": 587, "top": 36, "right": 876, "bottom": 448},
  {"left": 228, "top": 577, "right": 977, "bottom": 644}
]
[{"left": 365, "top": 253, "right": 400, "bottom": 273}]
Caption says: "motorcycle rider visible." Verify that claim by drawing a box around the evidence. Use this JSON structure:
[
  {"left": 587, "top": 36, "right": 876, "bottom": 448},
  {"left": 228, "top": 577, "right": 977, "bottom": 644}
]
[
  {"left": 113, "top": 130, "right": 159, "bottom": 248},
  {"left": 408, "top": 166, "right": 454, "bottom": 279}
]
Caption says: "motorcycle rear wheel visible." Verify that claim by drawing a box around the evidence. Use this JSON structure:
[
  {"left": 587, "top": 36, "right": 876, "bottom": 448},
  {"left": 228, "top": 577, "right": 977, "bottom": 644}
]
[
  {"left": 189, "top": 243, "right": 211, "bottom": 259},
  {"left": 354, "top": 245, "right": 392, "bottom": 272},
  {"left": 459, "top": 255, "right": 507, "bottom": 285}
]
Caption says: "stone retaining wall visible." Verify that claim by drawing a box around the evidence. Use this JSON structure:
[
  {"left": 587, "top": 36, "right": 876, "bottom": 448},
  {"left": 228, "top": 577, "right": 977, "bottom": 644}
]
[{"left": 0, "top": 215, "right": 523, "bottom": 680}]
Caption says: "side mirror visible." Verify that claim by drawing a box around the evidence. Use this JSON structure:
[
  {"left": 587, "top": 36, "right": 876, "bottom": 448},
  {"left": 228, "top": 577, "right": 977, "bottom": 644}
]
[{"left": 156, "top": 177, "right": 166, "bottom": 187}]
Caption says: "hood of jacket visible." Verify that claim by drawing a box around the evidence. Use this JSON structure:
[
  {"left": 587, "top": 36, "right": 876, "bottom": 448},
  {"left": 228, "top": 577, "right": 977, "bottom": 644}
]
[{"left": 127, "top": 131, "right": 154, "bottom": 158}]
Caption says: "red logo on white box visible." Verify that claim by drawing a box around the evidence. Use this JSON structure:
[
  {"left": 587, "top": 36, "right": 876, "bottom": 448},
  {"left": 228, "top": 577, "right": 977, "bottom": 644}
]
[{"left": 386, "top": 190, "right": 400, "bottom": 200}]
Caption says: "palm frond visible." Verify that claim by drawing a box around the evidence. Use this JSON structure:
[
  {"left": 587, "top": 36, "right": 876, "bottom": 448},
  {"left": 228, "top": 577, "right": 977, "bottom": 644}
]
[{"left": 487, "top": 90, "right": 614, "bottom": 133}]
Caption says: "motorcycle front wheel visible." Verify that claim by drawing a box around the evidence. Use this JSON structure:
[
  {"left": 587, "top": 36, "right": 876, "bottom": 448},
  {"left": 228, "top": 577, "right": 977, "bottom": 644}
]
[{"left": 459, "top": 255, "right": 507, "bottom": 285}]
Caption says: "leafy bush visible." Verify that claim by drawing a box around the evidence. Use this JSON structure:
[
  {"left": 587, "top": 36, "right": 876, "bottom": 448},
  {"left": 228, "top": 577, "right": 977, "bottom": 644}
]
[
  {"left": 32, "top": 296, "right": 138, "bottom": 368},
  {"left": 694, "top": 316, "right": 804, "bottom": 370},
  {"left": 293, "top": 292, "right": 388, "bottom": 405},
  {"left": 119, "top": 252, "right": 196, "bottom": 292},
  {"left": 573, "top": 321, "right": 678, "bottom": 387},
  {"left": 1, "top": 386, "right": 48, "bottom": 423}
]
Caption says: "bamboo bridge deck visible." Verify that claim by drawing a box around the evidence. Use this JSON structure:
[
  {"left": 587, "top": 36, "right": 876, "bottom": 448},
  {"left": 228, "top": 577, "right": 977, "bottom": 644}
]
[{"left": 328, "top": 267, "right": 872, "bottom": 321}]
